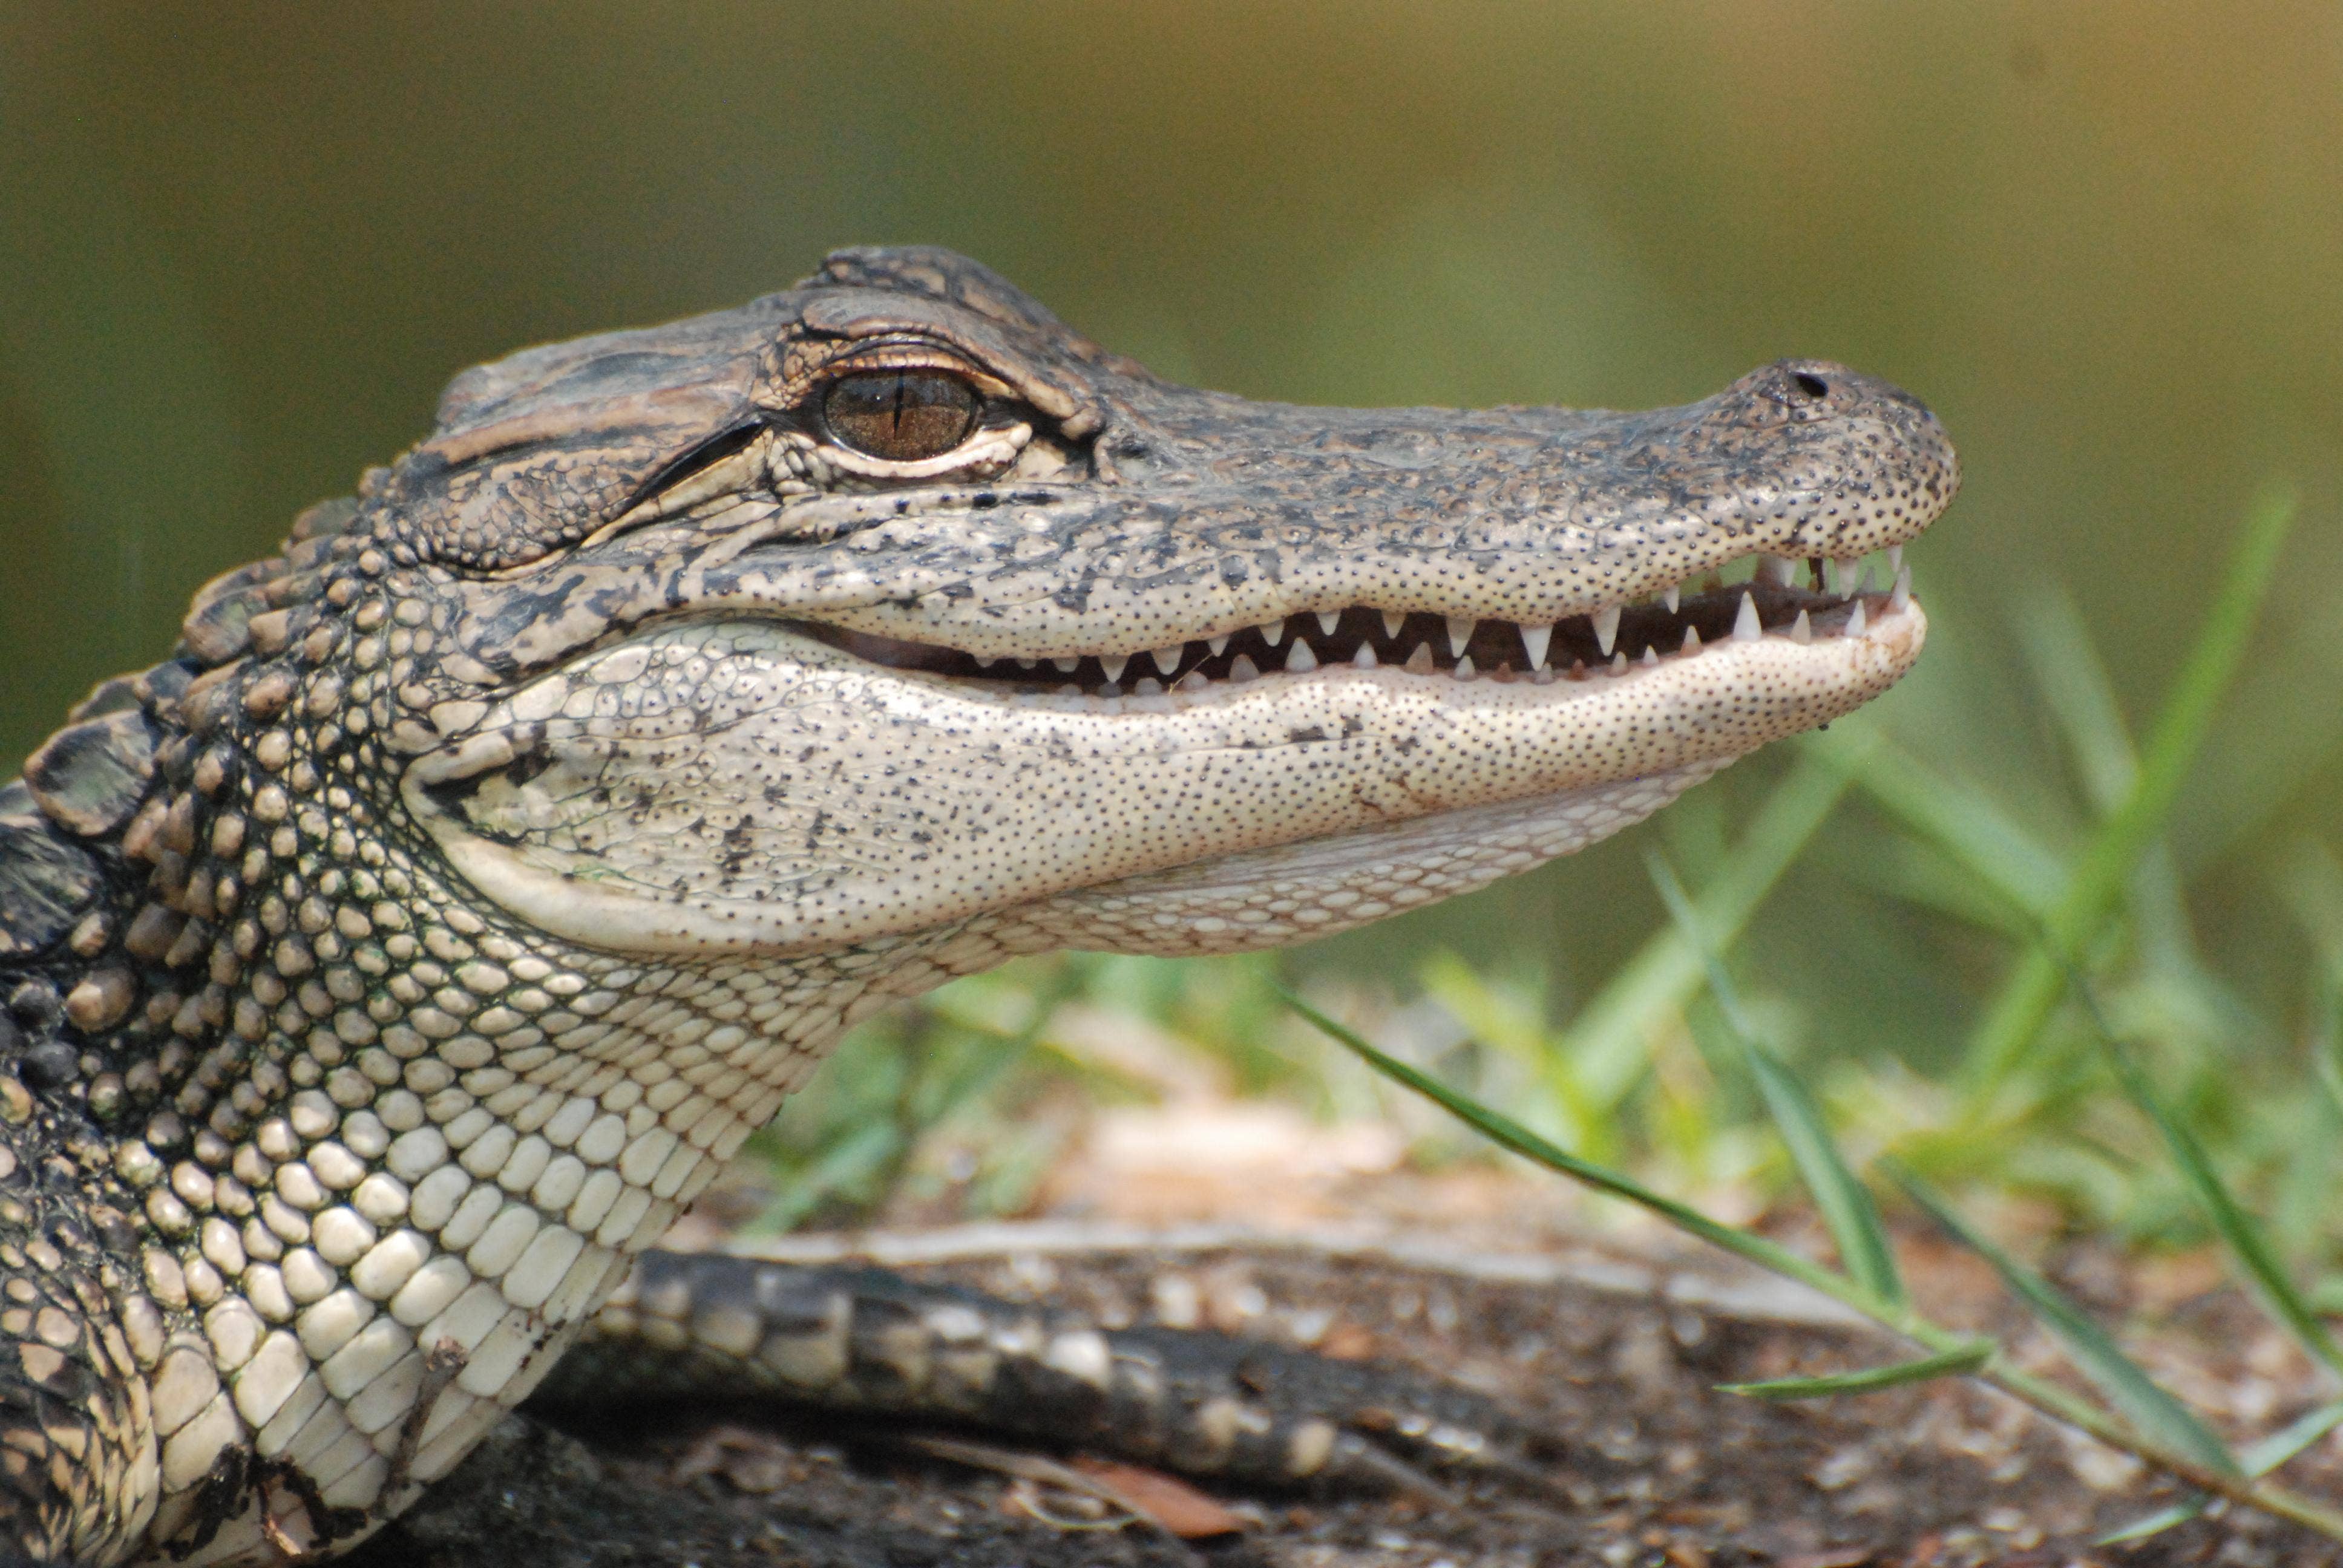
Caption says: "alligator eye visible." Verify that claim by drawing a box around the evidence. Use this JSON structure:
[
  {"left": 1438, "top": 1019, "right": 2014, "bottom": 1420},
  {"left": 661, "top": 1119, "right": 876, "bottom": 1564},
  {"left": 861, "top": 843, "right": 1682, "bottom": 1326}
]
[
  {"left": 822, "top": 369, "right": 981, "bottom": 462},
  {"left": 1790, "top": 371, "right": 1830, "bottom": 399}
]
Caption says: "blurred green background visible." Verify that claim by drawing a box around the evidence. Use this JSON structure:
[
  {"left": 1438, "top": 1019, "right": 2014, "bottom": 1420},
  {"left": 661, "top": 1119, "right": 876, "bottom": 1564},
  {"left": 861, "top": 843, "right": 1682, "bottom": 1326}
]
[{"left": 5, "top": 4, "right": 2343, "bottom": 1245}]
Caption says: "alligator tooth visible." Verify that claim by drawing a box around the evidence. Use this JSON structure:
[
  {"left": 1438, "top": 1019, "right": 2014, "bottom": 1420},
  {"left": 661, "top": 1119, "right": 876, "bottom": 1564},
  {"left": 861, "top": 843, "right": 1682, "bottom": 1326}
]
[
  {"left": 1285, "top": 641, "right": 1319, "bottom": 673},
  {"left": 1591, "top": 604, "right": 1621, "bottom": 657},
  {"left": 1446, "top": 616, "right": 1474, "bottom": 656},
  {"left": 1052, "top": 656, "right": 1080, "bottom": 673},
  {"left": 1849, "top": 564, "right": 1875, "bottom": 597},
  {"left": 1316, "top": 610, "right": 1342, "bottom": 636},
  {"left": 1205, "top": 635, "right": 1229, "bottom": 657},
  {"left": 1403, "top": 644, "right": 1434, "bottom": 675},
  {"left": 1453, "top": 655, "right": 1476, "bottom": 680},
  {"left": 1258, "top": 620, "right": 1289, "bottom": 646},
  {"left": 1352, "top": 644, "right": 1378, "bottom": 669},
  {"left": 1229, "top": 654, "right": 1260, "bottom": 682},
  {"left": 1641, "top": 645, "right": 1659, "bottom": 667},
  {"left": 1099, "top": 653, "right": 1129, "bottom": 684},
  {"left": 1099, "top": 683, "right": 1122, "bottom": 701},
  {"left": 1889, "top": 564, "right": 1912, "bottom": 614},
  {"left": 1133, "top": 676, "right": 1164, "bottom": 696},
  {"left": 1381, "top": 609, "right": 1405, "bottom": 639},
  {"left": 1610, "top": 651, "right": 1629, "bottom": 674},
  {"left": 1520, "top": 624, "right": 1553, "bottom": 668},
  {"left": 1662, "top": 585, "right": 1680, "bottom": 614},
  {"left": 1178, "top": 670, "right": 1209, "bottom": 691},
  {"left": 1790, "top": 609, "right": 1812, "bottom": 645},
  {"left": 1760, "top": 554, "right": 1798, "bottom": 587},
  {"left": 1057, "top": 684, "right": 1082, "bottom": 698},
  {"left": 1149, "top": 645, "right": 1183, "bottom": 676},
  {"left": 1732, "top": 591, "right": 1761, "bottom": 642},
  {"left": 1681, "top": 625, "right": 1701, "bottom": 653},
  {"left": 1887, "top": 544, "right": 1904, "bottom": 575},
  {"left": 1844, "top": 600, "right": 1866, "bottom": 637}
]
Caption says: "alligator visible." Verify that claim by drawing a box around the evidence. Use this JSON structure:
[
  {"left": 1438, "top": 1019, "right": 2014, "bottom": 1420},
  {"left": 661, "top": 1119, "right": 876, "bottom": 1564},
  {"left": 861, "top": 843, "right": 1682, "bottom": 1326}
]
[{"left": 0, "top": 245, "right": 1956, "bottom": 1564}]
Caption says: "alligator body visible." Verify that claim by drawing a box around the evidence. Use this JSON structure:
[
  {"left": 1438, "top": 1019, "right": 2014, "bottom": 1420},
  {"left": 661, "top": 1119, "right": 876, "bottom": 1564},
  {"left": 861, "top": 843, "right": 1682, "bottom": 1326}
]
[{"left": 0, "top": 247, "right": 1955, "bottom": 1564}]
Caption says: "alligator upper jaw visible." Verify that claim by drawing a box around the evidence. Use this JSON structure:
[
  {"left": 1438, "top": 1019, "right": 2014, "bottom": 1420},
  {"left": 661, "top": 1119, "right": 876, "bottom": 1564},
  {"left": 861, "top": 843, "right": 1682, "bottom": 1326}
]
[{"left": 796, "top": 544, "right": 1917, "bottom": 708}]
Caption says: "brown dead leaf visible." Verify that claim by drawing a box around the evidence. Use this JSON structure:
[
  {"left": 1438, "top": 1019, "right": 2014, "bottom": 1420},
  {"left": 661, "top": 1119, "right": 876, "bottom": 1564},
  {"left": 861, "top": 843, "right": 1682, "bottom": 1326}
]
[{"left": 1070, "top": 1458, "right": 1247, "bottom": 1538}]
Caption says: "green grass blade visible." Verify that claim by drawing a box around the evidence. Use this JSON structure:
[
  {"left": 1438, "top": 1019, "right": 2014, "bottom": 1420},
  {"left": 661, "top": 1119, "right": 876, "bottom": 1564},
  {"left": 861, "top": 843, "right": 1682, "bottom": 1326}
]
[
  {"left": 2096, "top": 1501, "right": 2207, "bottom": 1546},
  {"left": 1742, "top": 1048, "right": 1907, "bottom": 1307},
  {"left": 1803, "top": 724, "right": 2065, "bottom": 918},
  {"left": 1718, "top": 1341, "right": 1989, "bottom": 1400},
  {"left": 2063, "top": 969, "right": 2343, "bottom": 1382},
  {"left": 2317, "top": 984, "right": 2343, "bottom": 1127},
  {"left": 1556, "top": 750, "right": 1859, "bottom": 1109},
  {"left": 1645, "top": 852, "right": 1905, "bottom": 1307},
  {"left": 1967, "top": 482, "right": 2299, "bottom": 1096},
  {"left": 1284, "top": 991, "right": 1881, "bottom": 1313},
  {"left": 2096, "top": 1397, "right": 2343, "bottom": 1543},
  {"left": 2242, "top": 1398, "right": 2343, "bottom": 1477},
  {"left": 2011, "top": 580, "right": 2140, "bottom": 812},
  {"left": 1891, "top": 1163, "right": 2242, "bottom": 1477}
]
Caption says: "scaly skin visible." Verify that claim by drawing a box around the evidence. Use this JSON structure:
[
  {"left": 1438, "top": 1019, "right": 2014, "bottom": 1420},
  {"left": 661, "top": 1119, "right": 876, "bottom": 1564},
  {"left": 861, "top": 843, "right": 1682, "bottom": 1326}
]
[{"left": 0, "top": 246, "right": 1956, "bottom": 1563}]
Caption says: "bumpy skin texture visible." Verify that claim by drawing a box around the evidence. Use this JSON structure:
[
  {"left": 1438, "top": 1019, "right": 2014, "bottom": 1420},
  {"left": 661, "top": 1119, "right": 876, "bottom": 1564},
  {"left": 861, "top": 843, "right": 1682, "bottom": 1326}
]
[{"left": 0, "top": 246, "right": 1956, "bottom": 1564}]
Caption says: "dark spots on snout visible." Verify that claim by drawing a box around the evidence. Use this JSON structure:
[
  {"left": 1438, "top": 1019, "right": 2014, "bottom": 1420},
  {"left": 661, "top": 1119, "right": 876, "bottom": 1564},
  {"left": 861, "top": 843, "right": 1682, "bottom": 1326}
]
[
  {"left": 1392, "top": 737, "right": 1420, "bottom": 755},
  {"left": 1286, "top": 727, "right": 1329, "bottom": 745},
  {"left": 969, "top": 492, "right": 1000, "bottom": 510}
]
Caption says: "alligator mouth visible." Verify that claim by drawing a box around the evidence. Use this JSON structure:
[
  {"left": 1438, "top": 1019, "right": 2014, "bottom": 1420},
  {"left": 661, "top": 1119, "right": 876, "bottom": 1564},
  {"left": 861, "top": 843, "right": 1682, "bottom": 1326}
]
[{"left": 803, "top": 549, "right": 1913, "bottom": 706}]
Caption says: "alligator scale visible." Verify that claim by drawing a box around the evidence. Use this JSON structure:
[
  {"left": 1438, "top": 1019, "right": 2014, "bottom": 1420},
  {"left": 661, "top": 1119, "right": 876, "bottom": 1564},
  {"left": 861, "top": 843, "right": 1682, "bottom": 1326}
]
[{"left": 0, "top": 247, "right": 1956, "bottom": 1563}]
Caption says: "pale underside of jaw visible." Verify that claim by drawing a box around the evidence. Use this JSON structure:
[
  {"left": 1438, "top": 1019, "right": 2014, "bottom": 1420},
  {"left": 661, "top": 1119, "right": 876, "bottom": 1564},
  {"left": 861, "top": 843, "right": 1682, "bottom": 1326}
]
[
  {"left": 808, "top": 545, "right": 1915, "bottom": 714},
  {"left": 995, "top": 757, "right": 1738, "bottom": 959}
]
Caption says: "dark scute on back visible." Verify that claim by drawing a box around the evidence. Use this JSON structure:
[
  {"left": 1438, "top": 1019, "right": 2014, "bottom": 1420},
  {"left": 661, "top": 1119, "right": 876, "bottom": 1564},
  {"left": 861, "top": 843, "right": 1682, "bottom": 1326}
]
[
  {"left": 21, "top": 711, "right": 157, "bottom": 840},
  {"left": 0, "top": 799, "right": 103, "bottom": 961}
]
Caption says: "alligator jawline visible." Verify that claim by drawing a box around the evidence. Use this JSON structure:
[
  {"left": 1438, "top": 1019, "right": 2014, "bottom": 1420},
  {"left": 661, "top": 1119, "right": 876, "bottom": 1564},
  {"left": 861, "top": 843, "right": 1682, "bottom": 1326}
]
[{"left": 802, "top": 550, "right": 1915, "bottom": 701}]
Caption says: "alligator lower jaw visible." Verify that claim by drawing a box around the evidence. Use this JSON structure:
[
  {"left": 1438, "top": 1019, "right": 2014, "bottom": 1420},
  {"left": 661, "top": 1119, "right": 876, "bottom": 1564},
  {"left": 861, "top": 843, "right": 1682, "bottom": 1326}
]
[{"left": 801, "top": 549, "right": 1917, "bottom": 711}]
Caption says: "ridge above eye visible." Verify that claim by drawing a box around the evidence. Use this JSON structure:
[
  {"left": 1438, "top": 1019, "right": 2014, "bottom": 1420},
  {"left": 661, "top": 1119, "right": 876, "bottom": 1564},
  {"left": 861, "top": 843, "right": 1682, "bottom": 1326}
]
[{"left": 822, "top": 368, "right": 981, "bottom": 462}]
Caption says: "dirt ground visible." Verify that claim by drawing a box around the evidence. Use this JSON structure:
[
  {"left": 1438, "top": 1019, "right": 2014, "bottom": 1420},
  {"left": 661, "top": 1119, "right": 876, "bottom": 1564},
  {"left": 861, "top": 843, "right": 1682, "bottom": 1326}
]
[
  {"left": 343, "top": 1094, "right": 2343, "bottom": 1567},
  {"left": 338, "top": 1218, "right": 2343, "bottom": 1568}
]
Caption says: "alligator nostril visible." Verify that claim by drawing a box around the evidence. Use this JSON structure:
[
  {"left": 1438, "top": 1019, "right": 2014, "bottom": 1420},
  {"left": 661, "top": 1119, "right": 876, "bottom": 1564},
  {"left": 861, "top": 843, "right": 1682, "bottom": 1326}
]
[{"left": 1791, "top": 371, "right": 1830, "bottom": 400}]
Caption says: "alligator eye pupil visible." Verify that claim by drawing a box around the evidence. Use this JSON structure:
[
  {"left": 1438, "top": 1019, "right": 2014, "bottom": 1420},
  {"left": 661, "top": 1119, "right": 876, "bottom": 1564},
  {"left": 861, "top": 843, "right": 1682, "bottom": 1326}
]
[{"left": 823, "top": 370, "right": 981, "bottom": 462}]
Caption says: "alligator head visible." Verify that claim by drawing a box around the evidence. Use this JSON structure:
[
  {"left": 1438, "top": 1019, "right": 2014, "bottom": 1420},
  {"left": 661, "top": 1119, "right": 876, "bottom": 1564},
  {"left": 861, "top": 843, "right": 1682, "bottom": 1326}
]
[
  {"left": 353, "top": 246, "right": 1954, "bottom": 965},
  {"left": 0, "top": 245, "right": 1958, "bottom": 1561}
]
